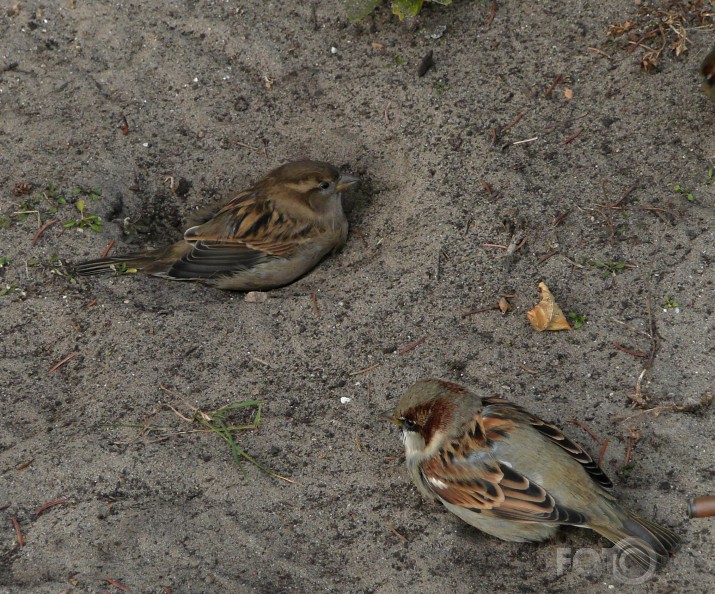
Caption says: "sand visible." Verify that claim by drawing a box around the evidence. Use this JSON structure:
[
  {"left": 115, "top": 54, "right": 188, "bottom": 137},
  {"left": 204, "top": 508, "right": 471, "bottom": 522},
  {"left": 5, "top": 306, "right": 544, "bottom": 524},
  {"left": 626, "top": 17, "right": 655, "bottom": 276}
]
[{"left": 1, "top": 1, "right": 714, "bottom": 592}]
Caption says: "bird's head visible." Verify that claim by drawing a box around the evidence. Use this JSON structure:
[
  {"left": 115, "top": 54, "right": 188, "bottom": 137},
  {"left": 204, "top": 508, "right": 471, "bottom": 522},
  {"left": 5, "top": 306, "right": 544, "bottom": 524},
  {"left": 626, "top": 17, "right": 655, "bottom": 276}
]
[
  {"left": 262, "top": 160, "right": 360, "bottom": 212},
  {"left": 388, "top": 379, "right": 473, "bottom": 460}
]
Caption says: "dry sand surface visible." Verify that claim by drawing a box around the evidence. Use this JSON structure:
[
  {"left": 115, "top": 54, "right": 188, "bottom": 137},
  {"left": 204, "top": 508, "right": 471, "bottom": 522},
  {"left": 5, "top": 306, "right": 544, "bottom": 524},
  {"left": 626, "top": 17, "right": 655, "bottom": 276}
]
[{"left": 1, "top": 1, "right": 714, "bottom": 592}]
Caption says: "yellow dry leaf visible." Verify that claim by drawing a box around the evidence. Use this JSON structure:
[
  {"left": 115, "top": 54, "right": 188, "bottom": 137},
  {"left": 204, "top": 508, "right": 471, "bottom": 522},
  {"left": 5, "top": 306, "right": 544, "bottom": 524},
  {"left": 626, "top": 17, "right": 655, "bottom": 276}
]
[
  {"left": 498, "top": 297, "right": 512, "bottom": 313},
  {"left": 564, "top": 88, "right": 574, "bottom": 100},
  {"left": 527, "top": 282, "right": 571, "bottom": 331}
]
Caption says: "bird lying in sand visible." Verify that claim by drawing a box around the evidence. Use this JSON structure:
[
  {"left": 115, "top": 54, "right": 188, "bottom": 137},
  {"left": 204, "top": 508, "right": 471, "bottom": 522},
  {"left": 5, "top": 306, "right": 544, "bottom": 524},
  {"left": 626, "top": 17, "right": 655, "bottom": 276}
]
[
  {"left": 76, "top": 160, "right": 359, "bottom": 291},
  {"left": 390, "top": 379, "right": 680, "bottom": 569}
]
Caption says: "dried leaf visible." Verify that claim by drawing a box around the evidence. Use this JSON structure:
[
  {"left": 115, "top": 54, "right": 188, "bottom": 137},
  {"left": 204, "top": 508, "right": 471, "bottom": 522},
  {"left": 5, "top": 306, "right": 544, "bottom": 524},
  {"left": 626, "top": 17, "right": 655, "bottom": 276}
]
[
  {"left": 563, "top": 88, "right": 574, "bottom": 100},
  {"left": 527, "top": 282, "right": 571, "bottom": 331},
  {"left": 498, "top": 296, "right": 512, "bottom": 313}
]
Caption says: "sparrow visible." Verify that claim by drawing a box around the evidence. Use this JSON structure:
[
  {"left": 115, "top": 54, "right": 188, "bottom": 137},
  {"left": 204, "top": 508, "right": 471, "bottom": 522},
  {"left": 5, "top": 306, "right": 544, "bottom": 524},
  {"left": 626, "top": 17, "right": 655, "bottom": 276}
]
[
  {"left": 390, "top": 379, "right": 680, "bottom": 568},
  {"left": 703, "top": 46, "right": 715, "bottom": 102},
  {"left": 76, "top": 160, "right": 359, "bottom": 291}
]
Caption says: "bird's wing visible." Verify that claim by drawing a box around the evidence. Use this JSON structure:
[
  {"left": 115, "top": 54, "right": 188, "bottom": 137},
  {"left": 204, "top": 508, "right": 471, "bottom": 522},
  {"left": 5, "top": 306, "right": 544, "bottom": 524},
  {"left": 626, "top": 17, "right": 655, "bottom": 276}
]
[
  {"left": 420, "top": 421, "right": 587, "bottom": 525},
  {"left": 481, "top": 396, "right": 613, "bottom": 491},
  {"left": 165, "top": 191, "right": 317, "bottom": 279}
]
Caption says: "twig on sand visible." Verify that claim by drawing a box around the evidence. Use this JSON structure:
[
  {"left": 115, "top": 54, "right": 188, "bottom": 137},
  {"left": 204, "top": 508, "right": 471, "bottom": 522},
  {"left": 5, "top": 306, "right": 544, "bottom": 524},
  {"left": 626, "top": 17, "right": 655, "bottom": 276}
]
[
  {"left": 11, "top": 517, "right": 23, "bottom": 547},
  {"left": 101, "top": 239, "right": 116, "bottom": 258},
  {"left": 543, "top": 74, "right": 562, "bottom": 97},
  {"left": 49, "top": 352, "right": 77, "bottom": 373},
  {"left": 385, "top": 517, "right": 408, "bottom": 543},
  {"left": 567, "top": 419, "right": 602, "bottom": 444},
  {"left": 35, "top": 499, "right": 69, "bottom": 517},
  {"left": 398, "top": 337, "right": 425, "bottom": 356},
  {"left": 32, "top": 219, "right": 57, "bottom": 245}
]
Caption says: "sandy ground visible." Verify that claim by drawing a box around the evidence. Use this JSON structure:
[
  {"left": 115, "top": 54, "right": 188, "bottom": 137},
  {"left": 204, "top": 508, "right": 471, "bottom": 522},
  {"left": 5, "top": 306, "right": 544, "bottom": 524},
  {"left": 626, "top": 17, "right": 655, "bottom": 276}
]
[{"left": 1, "top": 1, "right": 714, "bottom": 592}]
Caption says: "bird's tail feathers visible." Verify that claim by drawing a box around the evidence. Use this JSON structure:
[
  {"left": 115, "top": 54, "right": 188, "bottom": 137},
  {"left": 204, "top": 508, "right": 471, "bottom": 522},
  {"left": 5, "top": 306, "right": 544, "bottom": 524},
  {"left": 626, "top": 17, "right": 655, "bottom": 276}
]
[
  {"left": 75, "top": 254, "right": 154, "bottom": 276},
  {"left": 594, "top": 511, "right": 680, "bottom": 569}
]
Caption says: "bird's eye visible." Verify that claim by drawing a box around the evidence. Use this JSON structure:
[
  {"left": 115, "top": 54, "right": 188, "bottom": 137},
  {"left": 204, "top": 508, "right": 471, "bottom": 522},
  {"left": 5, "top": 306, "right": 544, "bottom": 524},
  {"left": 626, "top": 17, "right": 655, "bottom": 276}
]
[
  {"left": 318, "top": 181, "right": 331, "bottom": 190},
  {"left": 401, "top": 418, "right": 418, "bottom": 431}
]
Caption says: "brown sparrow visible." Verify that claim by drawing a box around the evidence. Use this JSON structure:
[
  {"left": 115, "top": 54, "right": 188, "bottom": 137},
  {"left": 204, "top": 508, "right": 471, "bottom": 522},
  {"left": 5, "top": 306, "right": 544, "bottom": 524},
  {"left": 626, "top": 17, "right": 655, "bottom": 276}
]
[
  {"left": 390, "top": 379, "right": 680, "bottom": 567},
  {"left": 76, "top": 160, "right": 359, "bottom": 291},
  {"left": 703, "top": 46, "right": 715, "bottom": 102}
]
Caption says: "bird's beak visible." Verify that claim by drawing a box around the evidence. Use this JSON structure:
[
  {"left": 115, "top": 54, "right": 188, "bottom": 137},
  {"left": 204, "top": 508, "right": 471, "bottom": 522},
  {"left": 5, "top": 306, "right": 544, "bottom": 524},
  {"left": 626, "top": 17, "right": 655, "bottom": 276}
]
[
  {"left": 384, "top": 414, "right": 402, "bottom": 427},
  {"left": 336, "top": 173, "right": 360, "bottom": 192}
]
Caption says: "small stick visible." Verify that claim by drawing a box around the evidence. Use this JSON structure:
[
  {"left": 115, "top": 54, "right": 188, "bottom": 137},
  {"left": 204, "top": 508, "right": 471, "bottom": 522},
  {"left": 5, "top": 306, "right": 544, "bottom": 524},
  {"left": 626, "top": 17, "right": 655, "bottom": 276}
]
[
  {"left": 553, "top": 210, "right": 572, "bottom": 227},
  {"left": 537, "top": 251, "right": 558, "bottom": 265},
  {"left": 563, "top": 128, "right": 583, "bottom": 145},
  {"left": 117, "top": 115, "right": 129, "bottom": 135},
  {"left": 385, "top": 517, "right": 408, "bottom": 543},
  {"left": 597, "top": 438, "right": 609, "bottom": 467},
  {"left": 543, "top": 74, "right": 562, "bottom": 98},
  {"left": 461, "top": 305, "right": 499, "bottom": 318},
  {"left": 349, "top": 363, "right": 381, "bottom": 376},
  {"left": 35, "top": 498, "right": 69, "bottom": 517},
  {"left": 49, "top": 352, "right": 77, "bottom": 373},
  {"left": 14, "top": 210, "right": 41, "bottom": 228},
  {"left": 12, "top": 517, "right": 23, "bottom": 547},
  {"left": 588, "top": 47, "right": 611, "bottom": 59},
  {"left": 101, "top": 240, "right": 116, "bottom": 258},
  {"left": 15, "top": 458, "right": 33, "bottom": 471},
  {"left": 612, "top": 341, "right": 647, "bottom": 358},
  {"left": 311, "top": 291, "right": 320, "bottom": 316},
  {"left": 398, "top": 337, "right": 425, "bottom": 356},
  {"left": 610, "top": 184, "right": 637, "bottom": 208},
  {"left": 512, "top": 136, "right": 538, "bottom": 145},
  {"left": 567, "top": 419, "right": 602, "bottom": 444},
  {"left": 561, "top": 255, "right": 585, "bottom": 269},
  {"left": 501, "top": 110, "right": 526, "bottom": 135},
  {"left": 104, "top": 578, "right": 129, "bottom": 592},
  {"left": 384, "top": 101, "right": 391, "bottom": 126},
  {"left": 485, "top": 0, "right": 497, "bottom": 28},
  {"left": 514, "top": 235, "right": 529, "bottom": 253},
  {"left": 624, "top": 429, "right": 638, "bottom": 466},
  {"left": 32, "top": 219, "right": 58, "bottom": 246},
  {"left": 481, "top": 243, "right": 508, "bottom": 249},
  {"left": 86, "top": 299, "right": 97, "bottom": 308},
  {"left": 236, "top": 142, "right": 260, "bottom": 151}
]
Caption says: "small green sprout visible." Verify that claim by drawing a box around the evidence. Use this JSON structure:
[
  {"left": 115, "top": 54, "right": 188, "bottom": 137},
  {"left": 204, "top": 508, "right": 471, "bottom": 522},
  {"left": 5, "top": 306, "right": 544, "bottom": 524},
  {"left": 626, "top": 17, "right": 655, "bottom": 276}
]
[
  {"left": 346, "top": 0, "right": 453, "bottom": 21},
  {"left": 674, "top": 184, "right": 695, "bottom": 202},
  {"left": 63, "top": 199, "right": 103, "bottom": 232},
  {"left": 586, "top": 259, "right": 628, "bottom": 277},
  {"left": 111, "top": 262, "right": 138, "bottom": 276},
  {"left": 433, "top": 79, "right": 449, "bottom": 95},
  {"left": 567, "top": 312, "right": 587, "bottom": 329},
  {"left": 662, "top": 295, "right": 679, "bottom": 310}
]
